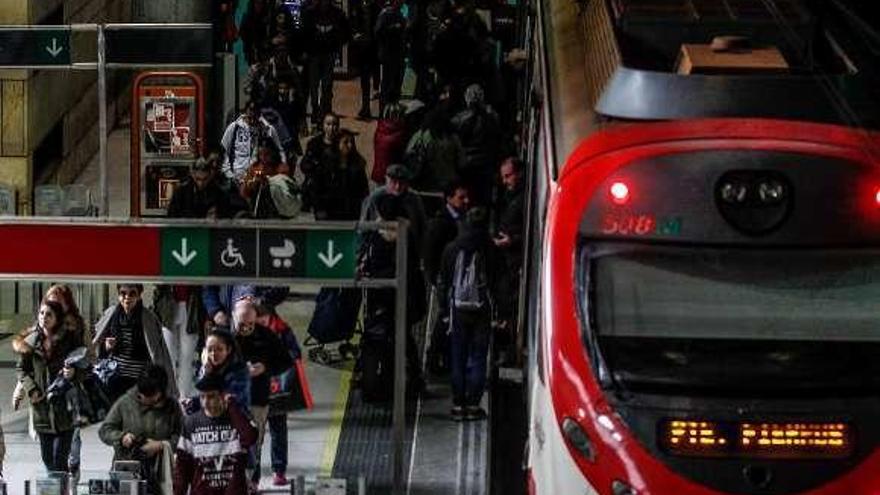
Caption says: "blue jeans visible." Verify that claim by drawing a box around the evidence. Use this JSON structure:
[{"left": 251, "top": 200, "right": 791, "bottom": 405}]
[
  {"left": 449, "top": 312, "right": 491, "bottom": 407},
  {"left": 269, "top": 414, "right": 288, "bottom": 474}
]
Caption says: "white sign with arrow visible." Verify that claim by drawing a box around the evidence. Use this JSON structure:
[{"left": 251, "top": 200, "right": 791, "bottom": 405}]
[
  {"left": 45, "top": 38, "right": 63, "bottom": 57},
  {"left": 318, "top": 240, "right": 344, "bottom": 268},
  {"left": 172, "top": 237, "right": 198, "bottom": 266}
]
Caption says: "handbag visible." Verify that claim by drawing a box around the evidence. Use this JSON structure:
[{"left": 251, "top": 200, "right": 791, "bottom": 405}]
[{"left": 269, "top": 360, "right": 313, "bottom": 412}]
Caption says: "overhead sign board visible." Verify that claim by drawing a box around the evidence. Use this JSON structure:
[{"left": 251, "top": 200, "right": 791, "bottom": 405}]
[
  {"left": 104, "top": 24, "right": 213, "bottom": 66},
  {"left": 0, "top": 221, "right": 362, "bottom": 282},
  {"left": 0, "top": 26, "right": 70, "bottom": 67}
]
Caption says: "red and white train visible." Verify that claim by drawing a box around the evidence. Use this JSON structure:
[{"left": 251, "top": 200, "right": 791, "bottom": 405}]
[{"left": 520, "top": 1, "right": 880, "bottom": 494}]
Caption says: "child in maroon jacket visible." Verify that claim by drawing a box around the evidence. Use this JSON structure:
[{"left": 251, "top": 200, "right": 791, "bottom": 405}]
[{"left": 174, "top": 373, "right": 257, "bottom": 495}]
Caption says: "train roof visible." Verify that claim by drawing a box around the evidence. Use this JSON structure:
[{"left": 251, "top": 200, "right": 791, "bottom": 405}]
[{"left": 542, "top": 0, "right": 880, "bottom": 164}]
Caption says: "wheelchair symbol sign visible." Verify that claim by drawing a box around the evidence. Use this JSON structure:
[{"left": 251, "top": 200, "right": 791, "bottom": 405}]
[{"left": 220, "top": 238, "right": 245, "bottom": 268}]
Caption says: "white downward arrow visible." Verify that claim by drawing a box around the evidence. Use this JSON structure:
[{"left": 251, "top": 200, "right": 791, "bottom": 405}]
[
  {"left": 317, "top": 240, "right": 343, "bottom": 268},
  {"left": 45, "top": 38, "right": 63, "bottom": 57},
  {"left": 172, "top": 237, "right": 198, "bottom": 266}
]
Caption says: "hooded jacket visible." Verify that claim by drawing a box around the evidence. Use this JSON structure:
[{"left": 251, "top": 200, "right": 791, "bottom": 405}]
[
  {"left": 14, "top": 326, "right": 80, "bottom": 434},
  {"left": 220, "top": 116, "right": 284, "bottom": 182}
]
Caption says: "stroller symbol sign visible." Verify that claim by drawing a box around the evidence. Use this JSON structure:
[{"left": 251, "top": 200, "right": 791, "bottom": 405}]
[{"left": 270, "top": 238, "right": 297, "bottom": 268}]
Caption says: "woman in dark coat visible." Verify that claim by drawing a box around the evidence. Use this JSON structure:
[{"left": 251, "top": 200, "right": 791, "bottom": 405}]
[{"left": 312, "top": 129, "right": 370, "bottom": 220}]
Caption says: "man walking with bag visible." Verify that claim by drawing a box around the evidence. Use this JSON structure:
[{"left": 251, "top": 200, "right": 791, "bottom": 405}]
[{"left": 436, "top": 207, "right": 499, "bottom": 420}]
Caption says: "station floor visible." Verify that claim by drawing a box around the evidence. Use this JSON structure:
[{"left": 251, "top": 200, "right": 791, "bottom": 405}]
[{"left": 0, "top": 79, "right": 490, "bottom": 495}]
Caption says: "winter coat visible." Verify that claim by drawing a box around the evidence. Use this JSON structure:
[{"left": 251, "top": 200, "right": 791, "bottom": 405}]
[
  {"left": 14, "top": 326, "right": 80, "bottom": 434},
  {"left": 311, "top": 153, "right": 370, "bottom": 221},
  {"left": 301, "top": 3, "right": 351, "bottom": 56},
  {"left": 201, "top": 285, "right": 289, "bottom": 322},
  {"left": 358, "top": 229, "right": 427, "bottom": 328},
  {"left": 152, "top": 285, "right": 205, "bottom": 338},
  {"left": 374, "top": 6, "right": 407, "bottom": 63},
  {"left": 300, "top": 134, "right": 339, "bottom": 210},
  {"left": 202, "top": 285, "right": 256, "bottom": 322},
  {"left": 166, "top": 178, "right": 230, "bottom": 219},
  {"left": 93, "top": 304, "right": 179, "bottom": 399},
  {"left": 451, "top": 105, "right": 502, "bottom": 175},
  {"left": 98, "top": 387, "right": 184, "bottom": 463},
  {"left": 349, "top": 0, "right": 380, "bottom": 61},
  {"left": 422, "top": 204, "right": 462, "bottom": 285},
  {"left": 360, "top": 186, "right": 428, "bottom": 249},
  {"left": 497, "top": 184, "right": 525, "bottom": 271},
  {"left": 372, "top": 118, "right": 408, "bottom": 184},
  {"left": 235, "top": 325, "right": 293, "bottom": 407},
  {"left": 220, "top": 116, "right": 285, "bottom": 182},
  {"left": 404, "top": 128, "right": 465, "bottom": 192},
  {"left": 197, "top": 357, "right": 252, "bottom": 411}
]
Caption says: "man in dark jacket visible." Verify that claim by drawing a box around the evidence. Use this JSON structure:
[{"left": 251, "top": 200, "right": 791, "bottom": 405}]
[
  {"left": 166, "top": 157, "right": 229, "bottom": 219},
  {"left": 174, "top": 373, "right": 258, "bottom": 495},
  {"left": 437, "top": 207, "right": 500, "bottom": 420},
  {"left": 302, "top": 0, "right": 351, "bottom": 123},
  {"left": 423, "top": 179, "right": 470, "bottom": 374},
  {"left": 423, "top": 179, "right": 470, "bottom": 284},
  {"left": 99, "top": 366, "right": 183, "bottom": 493},
  {"left": 451, "top": 83, "right": 502, "bottom": 205},
  {"left": 350, "top": 0, "right": 381, "bottom": 119},
  {"left": 231, "top": 297, "right": 293, "bottom": 486},
  {"left": 374, "top": 0, "right": 407, "bottom": 111},
  {"left": 492, "top": 156, "right": 525, "bottom": 363}
]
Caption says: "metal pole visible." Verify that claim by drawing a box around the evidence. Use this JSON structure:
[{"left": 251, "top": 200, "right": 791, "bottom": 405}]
[
  {"left": 97, "top": 24, "right": 109, "bottom": 217},
  {"left": 392, "top": 220, "right": 409, "bottom": 495}
]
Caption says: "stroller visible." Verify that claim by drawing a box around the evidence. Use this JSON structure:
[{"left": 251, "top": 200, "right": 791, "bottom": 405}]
[{"left": 305, "top": 287, "right": 362, "bottom": 365}]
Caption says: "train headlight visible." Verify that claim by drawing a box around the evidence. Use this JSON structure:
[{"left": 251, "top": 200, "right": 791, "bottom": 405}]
[
  {"left": 612, "top": 480, "right": 639, "bottom": 495},
  {"left": 715, "top": 171, "right": 792, "bottom": 235},
  {"left": 561, "top": 417, "right": 596, "bottom": 462},
  {"left": 609, "top": 181, "right": 630, "bottom": 205}
]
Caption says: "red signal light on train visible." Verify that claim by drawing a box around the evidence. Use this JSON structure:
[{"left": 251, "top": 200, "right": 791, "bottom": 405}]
[
  {"left": 610, "top": 182, "right": 630, "bottom": 205},
  {"left": 875, "top": 187, "right": 880, "bottom": 206}
]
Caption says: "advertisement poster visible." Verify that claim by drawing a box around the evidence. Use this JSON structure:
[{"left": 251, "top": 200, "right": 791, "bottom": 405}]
[
  {"left": 171, "top": 126, "right": 191, "bottom": 154},
  {"left": 141, "top": 94, "right": 194, "bottom": 156}
]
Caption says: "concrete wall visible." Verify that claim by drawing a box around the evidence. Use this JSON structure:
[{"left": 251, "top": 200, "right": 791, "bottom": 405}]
[{"left": 0, "top": 0, "right": 133, "bottom": 213}]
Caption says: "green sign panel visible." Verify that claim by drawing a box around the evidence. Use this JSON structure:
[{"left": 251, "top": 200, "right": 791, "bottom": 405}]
[
  {"left": 157, "top": 227, "right": 359, "bottom": 280},
  {"left": 0, "top": 28, "right": 71, "bottom": 66},
  {"left": 305, "top": 230, "right": 357, "bottom": 279},
  {"left": 161, "top": 228, "right": 210, "bottom": 276}
]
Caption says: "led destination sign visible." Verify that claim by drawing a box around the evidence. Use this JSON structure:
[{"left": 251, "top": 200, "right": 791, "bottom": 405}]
[{"left": 660, "top": 420, "right": 853, "bottom": 459}]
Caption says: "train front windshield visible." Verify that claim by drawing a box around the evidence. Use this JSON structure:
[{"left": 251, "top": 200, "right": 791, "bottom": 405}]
[{"left": 586, "top": 246, "right": 880, "bottom": 394}]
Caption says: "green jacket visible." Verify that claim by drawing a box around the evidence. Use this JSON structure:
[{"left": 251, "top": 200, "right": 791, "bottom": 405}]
[
  {"left": 98, "top": 387, "right": 184, "bottom": 462},
  {"left": 14, "top": 327, "right": 79, "bottom": 434}
]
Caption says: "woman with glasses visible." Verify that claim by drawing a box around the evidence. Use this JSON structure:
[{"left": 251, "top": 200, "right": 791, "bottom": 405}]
[
  {"left": 13, "top": 300, "right": 80, "bottom": 473},
  {"left": 93, "top": 284, "right": 178, "bottom": 402}
]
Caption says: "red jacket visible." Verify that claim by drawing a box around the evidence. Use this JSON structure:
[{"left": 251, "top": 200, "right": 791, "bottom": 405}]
[{"left": 372, "top": 118, "right": 407, "bottom": 184}]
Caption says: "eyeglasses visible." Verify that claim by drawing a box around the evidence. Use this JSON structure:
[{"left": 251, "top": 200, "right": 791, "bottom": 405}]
[{"left": 118, "top": 290, "right": 140, "bottom": 298}]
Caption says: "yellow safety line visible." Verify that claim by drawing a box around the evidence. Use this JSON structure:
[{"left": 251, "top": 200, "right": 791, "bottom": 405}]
[{"left": 320, "top": 368, "right": 352, "bottom": 476}]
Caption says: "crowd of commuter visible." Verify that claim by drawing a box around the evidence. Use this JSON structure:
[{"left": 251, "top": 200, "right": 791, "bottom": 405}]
[{"left": 6, "top": 0, "right": 527, "bottom": 492}]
